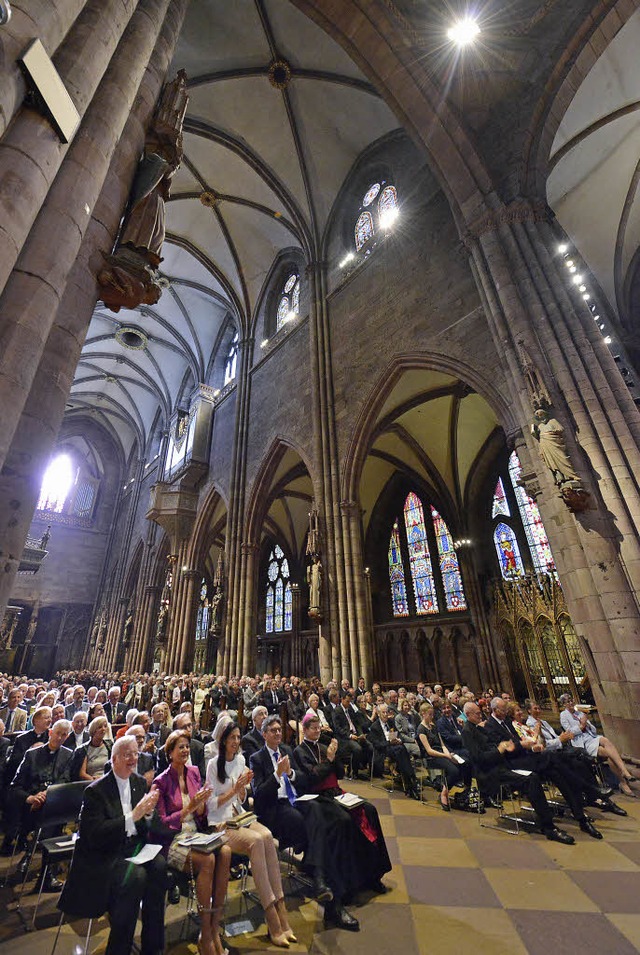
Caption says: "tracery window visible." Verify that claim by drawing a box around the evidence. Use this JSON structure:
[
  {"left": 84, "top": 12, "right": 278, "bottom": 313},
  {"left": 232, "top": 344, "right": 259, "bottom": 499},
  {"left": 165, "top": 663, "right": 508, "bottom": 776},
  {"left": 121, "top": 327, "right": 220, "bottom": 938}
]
[
  {"left": 265, "top": 544, "right": 292, "bottom": 633},
  {"left": 493, "top": 522, "right": 525, "bottom": 578},
  {"left": 195, "top": 579, "right": 209, "bottom": 644},
  {"left": 276, "top": 272, "right": 300, "bottom": 331},
  {"left": 431, "top": 506, "right": 467, "bottom": 610},
  {"left": 224, "top": 331, "right": 238, "bottom": 385},
  {"left": 37, "top": 450, "right": 99, "bottom": 522},
  {"left": 491, "top": 477, "right": 510, "bottom": 519},
  {"left": 508, "top": 451, "right": 556, "bottom": 574},
  {"left": 388, "top": 492, "right": 466, "bottom": 618},
  {"left": 353, "top": 180, "right": 398, "bottom": 252}
]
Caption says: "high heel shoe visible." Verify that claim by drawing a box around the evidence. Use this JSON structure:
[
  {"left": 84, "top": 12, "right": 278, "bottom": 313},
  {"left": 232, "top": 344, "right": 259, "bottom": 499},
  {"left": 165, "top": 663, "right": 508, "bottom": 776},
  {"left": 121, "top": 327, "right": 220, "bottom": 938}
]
[
  {"left": 620, "top": 780, "right": 636, "bottom": 797},
  {"left": 266, "top": 903, "right": 290, "bottom": 948},
  {"left": 283, "top": 930, "right": 298, "bottom": 943},
  {"left": 440, "top": 790, "right": 450, "bottom": 812}
]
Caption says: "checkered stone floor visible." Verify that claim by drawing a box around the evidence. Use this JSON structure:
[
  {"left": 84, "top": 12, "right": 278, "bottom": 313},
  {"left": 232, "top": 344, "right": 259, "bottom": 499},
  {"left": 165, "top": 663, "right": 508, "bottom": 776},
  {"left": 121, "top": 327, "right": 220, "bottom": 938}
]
[{"left": 1, "top": 779, "right": 639, "bottom": 955}]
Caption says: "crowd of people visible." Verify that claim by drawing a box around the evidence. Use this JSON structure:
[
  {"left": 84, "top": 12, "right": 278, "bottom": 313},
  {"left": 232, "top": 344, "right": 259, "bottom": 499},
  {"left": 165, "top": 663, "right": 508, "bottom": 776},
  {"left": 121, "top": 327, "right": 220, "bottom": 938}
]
[{"left": 1, "top": 669, "right": 639, "bottom": 953}]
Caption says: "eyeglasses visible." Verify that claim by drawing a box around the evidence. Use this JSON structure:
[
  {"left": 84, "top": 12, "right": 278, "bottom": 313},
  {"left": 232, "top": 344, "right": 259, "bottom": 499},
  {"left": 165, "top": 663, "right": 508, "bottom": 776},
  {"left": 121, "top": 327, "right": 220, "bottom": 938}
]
[{"left": 265, "top": 727, "right": 282, "bottom": 734}]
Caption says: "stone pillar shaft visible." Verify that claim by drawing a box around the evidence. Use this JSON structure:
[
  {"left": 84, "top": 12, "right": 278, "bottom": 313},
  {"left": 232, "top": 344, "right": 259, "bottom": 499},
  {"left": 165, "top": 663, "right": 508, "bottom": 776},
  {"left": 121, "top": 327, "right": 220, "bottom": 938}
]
[
  {"left": 241, "top": 542, "right": 259, "bottom": 676},
  {"left": 469, "top": 204, "right": 640, "bottom": 751},
  {"left": 0, "top": 0, "right": 188, "bottom": 621},
  {"left": 0, "top": 0, "right": 175, "bottom": 472},
  {"left": 0, "top": 0, "right": 89, "bottom": 141}
]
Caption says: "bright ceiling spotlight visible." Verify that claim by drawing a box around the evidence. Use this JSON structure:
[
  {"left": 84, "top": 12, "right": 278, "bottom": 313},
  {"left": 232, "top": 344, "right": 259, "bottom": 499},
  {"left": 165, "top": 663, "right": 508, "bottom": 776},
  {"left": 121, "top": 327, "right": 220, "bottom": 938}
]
[
  {"left": 572, "top": 274, "right": 583, "bottom": 284},
  {"left": 447, "top": 16, "right": 480, "bottom": 46},
  {"left": 261, "top": 338, "right": 269, "bottom": 348},
  {"left": 604, "top": 336, "right": 612, "bottom": 344},
  {"left": 558, "top": 243, "right": 568, "bottom": 254}
]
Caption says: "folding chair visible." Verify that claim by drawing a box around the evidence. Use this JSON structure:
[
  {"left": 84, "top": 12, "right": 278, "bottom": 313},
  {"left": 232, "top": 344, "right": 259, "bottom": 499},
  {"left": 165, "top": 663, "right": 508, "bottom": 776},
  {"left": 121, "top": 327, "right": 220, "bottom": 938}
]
[
  {"left": 479, "top": 783, "right": 538, "bottom": 835},
  {"left": 369, "top": 749, "right": 404, "bottom": 794},
  {"left": 16, "top": 781, "right": 90, "bottom": 916}
]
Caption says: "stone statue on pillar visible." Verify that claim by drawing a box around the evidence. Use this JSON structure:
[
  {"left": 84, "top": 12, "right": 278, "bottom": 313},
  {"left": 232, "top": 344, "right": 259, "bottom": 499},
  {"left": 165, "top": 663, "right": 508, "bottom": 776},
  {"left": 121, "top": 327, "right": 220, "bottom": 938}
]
[
  {"left": 531, "top": 408, "right": 590, "bottom": 512},
  {"left": 123, "top": 609, "right": 134, "bottom": 648},
  {"left": 306, "top": 505, "right": 323, "bottom": 620},
  {"left": 98, "top": 70, "right": 189, "bottom": 312}
]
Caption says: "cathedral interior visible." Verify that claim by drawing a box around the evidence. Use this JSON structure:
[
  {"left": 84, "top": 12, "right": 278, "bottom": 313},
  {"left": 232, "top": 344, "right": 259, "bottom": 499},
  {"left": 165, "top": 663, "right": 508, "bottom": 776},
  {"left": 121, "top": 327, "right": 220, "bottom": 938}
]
[
  {"left": 4, "top": 2, "right": 640, "bottom": 953},
  {"left": 1, "top": 0, "right": 640, "bottom": 751}
]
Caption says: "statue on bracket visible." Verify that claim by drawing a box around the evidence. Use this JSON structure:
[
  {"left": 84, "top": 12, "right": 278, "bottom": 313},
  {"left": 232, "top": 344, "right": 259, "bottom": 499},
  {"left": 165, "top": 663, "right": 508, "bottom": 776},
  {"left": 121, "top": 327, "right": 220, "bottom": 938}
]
[
  {"left": 306, "top": 503, "right": 323, "bottom": 620},
  {"left": 531, "top": 408, "right": 590, "bottom": 513},
  {"left": 98, "top": 70, "right": 189, "bottom": 312}
]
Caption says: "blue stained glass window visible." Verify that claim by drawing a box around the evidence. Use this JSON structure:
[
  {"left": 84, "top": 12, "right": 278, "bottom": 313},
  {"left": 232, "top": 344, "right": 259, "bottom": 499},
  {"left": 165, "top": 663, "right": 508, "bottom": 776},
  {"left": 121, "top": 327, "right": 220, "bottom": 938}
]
[
  {"left": 355, "top": 211, "right": 374, "bottom": 251},
  {"left": 494, "top": 522, "right": 525, "bottom": 578},
  {"left": 431, "top": 507, "right": 467, "bottom": 611},
  {"left": 275, "top": 578, "right": 284, "bottom": 631},
  {"left": 508, "top": 452, "right": 556, "bottom": 574},
  {"left": 388, "top": 520, "right": 409, "bottom": 617},
  {"left": 491, "top": 477, "right": 510, "bottom": 518},
  {"left": 265, "top": 544, "right": 291, "bottom": 632},
  {"left": 284, "top": 582, "right": 292, "bottom": 630},
  {"left": 266, "top": 585, "right": 274, "bottom": 633},
  {"left": 363, "top": 183, "right": 381, "bottom": 207},
  {"left": 276, "top": 273, "right": 300, "bottom": 331},
  {"left": 404, "top": 492, "right": 438, "bottom": 614},
  {"left": 283, "top": 273, "right": 297, "bottom": 294}
]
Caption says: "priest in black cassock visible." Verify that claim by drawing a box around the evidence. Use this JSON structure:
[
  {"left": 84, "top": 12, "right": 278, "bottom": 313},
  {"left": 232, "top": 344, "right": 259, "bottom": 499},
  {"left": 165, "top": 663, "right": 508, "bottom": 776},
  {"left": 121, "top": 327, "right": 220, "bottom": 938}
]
[{"left": 293, "top": 713, "right": 391, "bottom": 919}]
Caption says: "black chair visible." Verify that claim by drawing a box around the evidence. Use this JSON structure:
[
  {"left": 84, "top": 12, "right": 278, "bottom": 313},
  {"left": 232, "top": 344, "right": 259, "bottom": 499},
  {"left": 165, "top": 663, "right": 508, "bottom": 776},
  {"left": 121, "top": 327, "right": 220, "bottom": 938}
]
[{"left": 16, "top": 780, "right": 90, "bottom": 919}]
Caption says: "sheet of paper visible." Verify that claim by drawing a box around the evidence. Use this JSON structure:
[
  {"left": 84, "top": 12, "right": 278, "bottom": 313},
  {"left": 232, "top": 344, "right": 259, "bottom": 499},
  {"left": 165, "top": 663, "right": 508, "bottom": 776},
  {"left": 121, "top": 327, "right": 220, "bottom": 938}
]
[
  {"left": 295, "top": 793, "right": 318, "bottom": 801},
  {"left": 512, "top": 769, "right": 532, "bottom": 776},
  {"left": 126, "top": 843, "right": 163, "bottom": 864}
]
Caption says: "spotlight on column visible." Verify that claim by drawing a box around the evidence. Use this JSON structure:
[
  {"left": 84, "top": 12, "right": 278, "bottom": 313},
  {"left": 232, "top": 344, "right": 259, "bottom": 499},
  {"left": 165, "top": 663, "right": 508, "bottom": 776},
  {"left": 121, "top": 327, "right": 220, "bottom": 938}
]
[{"left": 0, "top": 0, "right": 11, "bottom": 25}]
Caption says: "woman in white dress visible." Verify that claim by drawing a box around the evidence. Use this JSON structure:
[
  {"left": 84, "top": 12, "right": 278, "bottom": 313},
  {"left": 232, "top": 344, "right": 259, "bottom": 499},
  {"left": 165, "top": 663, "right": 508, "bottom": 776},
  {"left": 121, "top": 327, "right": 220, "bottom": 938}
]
[
  {"left": 559, "top": 693, "right": 638, "bottom": 796},
  {"left": 206, "top": 722, "right": 295, "bottom": 948}
]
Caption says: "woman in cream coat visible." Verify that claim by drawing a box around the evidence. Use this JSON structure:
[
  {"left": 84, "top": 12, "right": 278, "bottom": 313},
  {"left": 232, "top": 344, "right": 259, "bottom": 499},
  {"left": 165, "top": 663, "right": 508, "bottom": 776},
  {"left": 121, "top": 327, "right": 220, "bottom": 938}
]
[{"left": 206, "top": 722, "right": 295, "bottom": 948}]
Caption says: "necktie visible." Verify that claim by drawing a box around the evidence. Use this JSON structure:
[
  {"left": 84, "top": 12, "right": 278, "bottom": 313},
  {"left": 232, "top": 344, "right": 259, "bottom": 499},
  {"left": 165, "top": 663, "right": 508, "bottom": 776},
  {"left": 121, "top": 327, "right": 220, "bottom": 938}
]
[
  {"left": 6, "top": 710, "right": 13, "bottom": 732},
  {"left": 273, "top": 750, "right": 296, "bottom": 804},
  {"left": 273, "top": 692, "right": 278, "bottom": 707},
  {"left": 345, "top": 708, "right": 356, "bottom": 733}
]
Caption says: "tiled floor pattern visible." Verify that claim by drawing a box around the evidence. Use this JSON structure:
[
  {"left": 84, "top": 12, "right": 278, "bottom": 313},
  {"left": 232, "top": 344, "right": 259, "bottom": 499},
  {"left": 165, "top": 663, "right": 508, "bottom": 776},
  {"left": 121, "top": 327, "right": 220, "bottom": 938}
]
[{"left": 1, "top": 779, "right": 640, "bottom": 955}]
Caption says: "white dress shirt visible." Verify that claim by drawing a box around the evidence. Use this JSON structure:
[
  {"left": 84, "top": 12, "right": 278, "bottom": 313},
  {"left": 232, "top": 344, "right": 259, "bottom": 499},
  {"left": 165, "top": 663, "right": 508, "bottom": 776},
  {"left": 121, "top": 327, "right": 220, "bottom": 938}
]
[{"left": 114, "top": 773, "right": 137, "bottom": 836}]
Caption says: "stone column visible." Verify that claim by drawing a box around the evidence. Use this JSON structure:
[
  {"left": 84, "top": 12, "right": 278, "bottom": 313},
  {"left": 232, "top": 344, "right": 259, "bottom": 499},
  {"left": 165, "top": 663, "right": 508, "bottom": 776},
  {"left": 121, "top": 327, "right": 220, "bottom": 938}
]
[
  {"left": 240, "top": 541, "right": 259, "bottom": 676},
  {"left": 135, "top": 584, "right": 161, "bottom": 673},
  {"left": 165, "top": 540, "right": 188, "bottom": 673},
  {"left": 468, "top": 200, "right": 640, "bottom": 751},
  {"left": 221, "top": 337, "right": 253, "bottom": 678},
  {"left": 290, "top": 583, "right": 301, "bottom": 675},
  {"left": 0, "top": 0, "right": 176, "bottom": 471},
  {"left": 0, "top": 0, "right": 188, "bottom": 619},
  {"left": 0, "top": 0, "right": 138, "bottom": 300},
  {"left": 0, "top": 0, "right": 89, "bottom": 141},
  {"left": 178, "top": 569, "right": 200, "bottom": 674}
]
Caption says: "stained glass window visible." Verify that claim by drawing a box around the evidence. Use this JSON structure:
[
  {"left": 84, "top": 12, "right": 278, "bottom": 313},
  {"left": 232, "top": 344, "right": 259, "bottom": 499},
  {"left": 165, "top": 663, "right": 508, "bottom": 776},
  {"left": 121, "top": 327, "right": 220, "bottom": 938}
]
[
  {"left": 224, "top": 331, "right": 238, "bottom": 385},
  {"left": 494, "top": 522, "right": 525, "bottom": 578},
  {"left": 276, "top": 273, "right": 300, "bottom": 330},
  {"left": 265, "top": 543, "right": 291, "bottom": 633},
  {"left": 491, "top": 477, "right": 510, "bottom": 518},
  {"left": 388, "top": 520, "right": 409, "bottom": 617},
  {"left": 363, "top": 182, "right": 381, "bottom": 207},
  {"left": 38, "top": 453, "right": 77, "bottom": 513},
  {"left": 508, "top": 451, "right": 556, "bottom": 574},
  {"left": 378, "top": 185, "right": 398, "bottom": 224},
  {"left": 431, "top": 507, "right": 467, "bottom": 611},
  {"left": 404, "top": 492, "right": 439, "bottom": 614},
  {"left": 355, "top": 211, "right": 374, "bottom": 251}
]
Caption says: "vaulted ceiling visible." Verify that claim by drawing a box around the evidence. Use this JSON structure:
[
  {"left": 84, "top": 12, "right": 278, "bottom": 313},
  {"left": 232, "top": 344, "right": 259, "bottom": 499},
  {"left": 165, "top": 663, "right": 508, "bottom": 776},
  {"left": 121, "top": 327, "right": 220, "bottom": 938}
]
[{"left": 68, "top": 0, "right": 400, "bottom": 461}]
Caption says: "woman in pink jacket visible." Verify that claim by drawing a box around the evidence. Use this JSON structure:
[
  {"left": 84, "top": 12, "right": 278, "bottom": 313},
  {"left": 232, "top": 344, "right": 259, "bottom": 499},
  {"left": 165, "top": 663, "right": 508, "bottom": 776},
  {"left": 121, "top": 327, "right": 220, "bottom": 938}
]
[{"left": 155, "top": 730, "right": 231, "bottom": 955}]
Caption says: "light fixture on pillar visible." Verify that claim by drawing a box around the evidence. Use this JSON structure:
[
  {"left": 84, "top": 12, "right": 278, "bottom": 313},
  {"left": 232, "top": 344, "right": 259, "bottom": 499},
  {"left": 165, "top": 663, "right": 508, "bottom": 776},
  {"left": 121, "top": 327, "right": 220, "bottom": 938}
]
[{"left": 0, "top": 1, "right": 11, "bottom": 25}]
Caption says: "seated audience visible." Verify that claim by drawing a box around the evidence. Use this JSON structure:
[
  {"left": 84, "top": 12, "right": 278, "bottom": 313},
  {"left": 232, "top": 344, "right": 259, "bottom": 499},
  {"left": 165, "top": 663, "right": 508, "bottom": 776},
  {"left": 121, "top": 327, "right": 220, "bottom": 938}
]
[
  {"left": 241, "top": 705, "right": 267, "bottom": 757},
  {"left": 417, "top": 703, "right": 472, "bottom": 809},
  {"left": 462, "top": 702, "right": 575, "bottom": 844},
  {"left": 155, "top": 730, "right": 230, "bottom": 955},
  {"left": 559, "top": 693, "right": 639, "bottom": 796},
  {"left": 436, "top": 701, "right": 467, "bottom": 753},
  {"left": 395, "top": 699, "right": 420, "bottom": 757},
  {"left": 5, "top": 705, "right": 53, "bottom": 786},
  {"left": 59, "top": 736, "right": 166, "bottom": 955},
  {"left": 64, "top": 710, "right": 90, "bottom": 750},
  {"left": 332, "top": 691, "right": 373, "bottom": 775},
  {"left": 368, "top": 703, "right": 420, "bottom": 799},
  {"left": 294, "top": 712, "right": 391, "bottom": 929},
  {"left": 0, "top": 688, "right": 27, "bottom": 734},
  {"left": 125, "top": 724, "right": 155, "bottom": 788},
  {"left": 207, "top": 722, "right": 294, "bottom": 947},
  {"left": 157, "top": 711, "right": 206, "bottom": 781},
  {"left": 103, "top": 685, "right": 126, "bottom": 725},
  {"left": 74, "top": 715, "right": 113, "bottom": 781}
]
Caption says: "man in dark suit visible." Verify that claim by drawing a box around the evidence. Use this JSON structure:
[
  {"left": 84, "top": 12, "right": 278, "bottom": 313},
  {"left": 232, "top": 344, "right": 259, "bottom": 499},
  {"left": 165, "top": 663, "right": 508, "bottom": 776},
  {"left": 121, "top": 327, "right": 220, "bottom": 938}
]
[
  {"left": 104, "top": 686, "right": 127, "bottom": 725},
  {"left": 59, "top": 735, "right": 165, "bottom": 955},
  {"left": 250, "top": 714, "right": 334, "bottom": 904},
  {"left": 149, "top": 703, "right": 170, "bottom": 746},
  {"left": 4, "top": 705, "right": 53, "bottom": 787},
  {"left": 462, "top": 701, "right": 575, "bottom": 844},
  {"left": 64, "top": 710, "right": 90, "bottom": 751},
  {"left": 484, "top": 698, "right": 605, "bottom": 838},
  {"left": 241, "top": 704, "right": 267, "bottom": 757},
  {"left": 436, "top": 702, "right": 469, "bottom": 755},
  {"left": 332, "top": 693, "right": 372, "bottom": 775},
  {"left": 3, "top": 719, "right": 74, "bottom": 879},
  {"left": 368, "top": 704, "right": 420, "bottom": 798},
  {"left": 155, "top": 712, "right": 205, "bottom": 781},
  {"left": 260, "top": 679, "right": 284, "bottom": 715}
]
